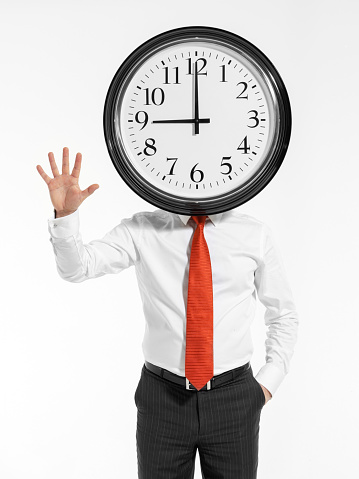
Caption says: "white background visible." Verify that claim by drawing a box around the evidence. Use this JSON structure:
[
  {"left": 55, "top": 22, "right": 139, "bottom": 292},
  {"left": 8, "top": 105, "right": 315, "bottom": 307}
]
[{"left": 1, "top": 0, "right": 358, "bottom": 477}]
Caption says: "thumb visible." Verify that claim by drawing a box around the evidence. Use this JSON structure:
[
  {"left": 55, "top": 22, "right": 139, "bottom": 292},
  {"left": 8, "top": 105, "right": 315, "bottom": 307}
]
[{"left": 81, "top": 184, "right": 99, "bottom": 201}]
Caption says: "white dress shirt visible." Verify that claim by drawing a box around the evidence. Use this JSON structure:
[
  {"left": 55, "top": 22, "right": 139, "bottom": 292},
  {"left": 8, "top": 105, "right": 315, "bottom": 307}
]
[{"left": 48, "top": 208, "right": 298, "bottom": 396}]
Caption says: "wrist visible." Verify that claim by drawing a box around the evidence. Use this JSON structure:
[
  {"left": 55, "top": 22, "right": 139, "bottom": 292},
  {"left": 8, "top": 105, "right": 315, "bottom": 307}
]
[{"left": 54, "top": 208, "right": 77, "bottom": 218}]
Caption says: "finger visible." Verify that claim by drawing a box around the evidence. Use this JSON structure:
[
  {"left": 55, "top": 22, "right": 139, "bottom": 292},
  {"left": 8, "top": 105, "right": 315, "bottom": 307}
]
[
  {"left": 81, "top": 183, "right": 99, "bottom": 201},
  {"left": 71, "top": 152, "right": 82, "bottom": 179},
  {"left": 36, "top": 164, "right": 52, "bottom": 185},
  {"left": 62, "top": 146, "right": 70, "bottom": 175},
  {"left": 48, "top": 152, "right": 60, "bottom": 177}
]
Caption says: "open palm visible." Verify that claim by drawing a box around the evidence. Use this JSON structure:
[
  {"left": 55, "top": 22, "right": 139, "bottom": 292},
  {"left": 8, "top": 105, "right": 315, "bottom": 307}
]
[{"left": 36, "top": 147, "right": 99, "bottom": 216}]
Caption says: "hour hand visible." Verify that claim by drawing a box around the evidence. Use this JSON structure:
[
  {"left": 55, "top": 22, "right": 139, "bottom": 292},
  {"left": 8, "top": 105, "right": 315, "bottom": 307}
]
[{"left": 152, "top": 118, "right": 210, "bottom": 124}]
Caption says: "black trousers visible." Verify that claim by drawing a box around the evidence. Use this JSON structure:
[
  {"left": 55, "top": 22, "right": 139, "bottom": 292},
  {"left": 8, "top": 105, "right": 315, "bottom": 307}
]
[{"left": 134, "top": 362, "right": 265, "bottom": 478}]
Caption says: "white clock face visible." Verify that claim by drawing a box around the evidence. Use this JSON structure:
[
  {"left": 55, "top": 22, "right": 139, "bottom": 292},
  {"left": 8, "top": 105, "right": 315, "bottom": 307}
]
[{"left": 114, "top": 39, "right": 279, "bottom": 200}]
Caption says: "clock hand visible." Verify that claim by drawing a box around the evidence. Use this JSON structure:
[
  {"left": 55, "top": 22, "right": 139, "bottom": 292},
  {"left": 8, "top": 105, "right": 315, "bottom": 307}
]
[
  {"left": 152, "top": 62, "right": 208, "bottom": 129},
  {"left": 194, "top": 60, "right": 200, "bottom": 134},
  {"left": 152, "top": 118, "right": 210, "bottom": 124}
]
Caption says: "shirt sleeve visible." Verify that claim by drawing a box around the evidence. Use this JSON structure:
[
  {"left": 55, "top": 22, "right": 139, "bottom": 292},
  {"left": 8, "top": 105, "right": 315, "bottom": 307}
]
[
  {"left": 47, "top": 209, "right": 139, "bottom": 283},
  {"left": 254, "top": 223, "right": 299, "bottom": 397}
]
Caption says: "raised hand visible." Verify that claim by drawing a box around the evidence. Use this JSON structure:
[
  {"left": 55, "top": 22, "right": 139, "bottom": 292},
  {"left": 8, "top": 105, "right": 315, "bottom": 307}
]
[{"left": 36, "top": 147, "right": 99, "bottom": 217}]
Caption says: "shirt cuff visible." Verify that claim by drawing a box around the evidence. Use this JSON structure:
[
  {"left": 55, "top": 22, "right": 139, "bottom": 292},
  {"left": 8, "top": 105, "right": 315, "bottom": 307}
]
[
  {"left": 254, "top": 362, "right": 286, "bottom": 397},
  {"left": 47, "top": 209, "right": 80, "bottom": 239}
]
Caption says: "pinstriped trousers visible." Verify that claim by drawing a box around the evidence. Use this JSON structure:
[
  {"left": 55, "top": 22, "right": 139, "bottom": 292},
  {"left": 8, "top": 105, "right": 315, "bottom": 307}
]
[{"left": 134, "top": 363, "right": 265, "bottom": 478}]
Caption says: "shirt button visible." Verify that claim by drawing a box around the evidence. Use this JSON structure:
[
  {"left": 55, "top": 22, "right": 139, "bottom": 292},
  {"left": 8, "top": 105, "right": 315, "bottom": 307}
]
[{"left": 53, "top": 224, "right": 57, "bottom": 228}]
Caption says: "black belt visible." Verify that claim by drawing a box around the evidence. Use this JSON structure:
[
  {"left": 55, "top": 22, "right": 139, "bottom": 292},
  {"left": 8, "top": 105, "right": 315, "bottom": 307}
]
[{"left": 144, "top": 361, "right": 251, "bottom": 391}]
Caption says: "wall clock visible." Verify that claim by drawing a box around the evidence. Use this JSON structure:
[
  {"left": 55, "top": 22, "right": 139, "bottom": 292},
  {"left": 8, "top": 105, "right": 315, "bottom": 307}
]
[{"left": 103, "top": 26, "right": 291, "bottom": 215}]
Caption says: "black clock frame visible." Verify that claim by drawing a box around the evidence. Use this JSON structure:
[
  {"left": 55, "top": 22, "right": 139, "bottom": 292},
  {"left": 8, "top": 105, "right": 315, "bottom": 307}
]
[{"left": 103, "top": 26, "right": 291, "bottom": 215}]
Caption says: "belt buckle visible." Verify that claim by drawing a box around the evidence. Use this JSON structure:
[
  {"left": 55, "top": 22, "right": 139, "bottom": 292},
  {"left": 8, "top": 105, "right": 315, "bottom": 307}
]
[{"left": 186, "top": 378, "right": 211, "bottom": 391}]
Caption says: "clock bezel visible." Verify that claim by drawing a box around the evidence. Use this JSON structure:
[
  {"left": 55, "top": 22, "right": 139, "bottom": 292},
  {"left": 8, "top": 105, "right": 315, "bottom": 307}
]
[{"left": 103, "top": 26, "right": 291, "bottom": 215}]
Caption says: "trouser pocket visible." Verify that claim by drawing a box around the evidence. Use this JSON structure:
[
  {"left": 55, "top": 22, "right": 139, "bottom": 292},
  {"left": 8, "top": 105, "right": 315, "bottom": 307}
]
[
  {"left": 134, "top": 364, "right": 145, "bottom": 408},
  {"left": 252, "top": 375, "right": 266, "bottom": 407}
]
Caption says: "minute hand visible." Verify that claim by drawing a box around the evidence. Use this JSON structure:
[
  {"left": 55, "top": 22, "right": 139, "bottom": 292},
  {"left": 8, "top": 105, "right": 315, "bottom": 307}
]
[
  {"left": 152, "top": 118, "right": 210, "bottom": 124},
  {"left": 194, "top": 59, "right": 200, "bottom": 134}
]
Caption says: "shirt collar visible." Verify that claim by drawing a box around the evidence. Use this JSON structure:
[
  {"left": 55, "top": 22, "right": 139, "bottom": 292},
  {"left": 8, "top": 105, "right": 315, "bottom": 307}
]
[{"left": 178, "top": 213, "right": 223, "bottom": 227}]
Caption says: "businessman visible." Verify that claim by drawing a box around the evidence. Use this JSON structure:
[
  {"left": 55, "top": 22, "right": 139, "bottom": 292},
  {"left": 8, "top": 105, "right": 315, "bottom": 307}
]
[{"left": 37, "top": 147, "right": 299, "bottom": 479}]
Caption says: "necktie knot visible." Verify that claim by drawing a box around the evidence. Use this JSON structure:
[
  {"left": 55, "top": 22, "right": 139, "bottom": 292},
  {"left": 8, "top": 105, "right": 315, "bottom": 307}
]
[{"left": 191, "top": 215, "right": 207, "bottom": 227}]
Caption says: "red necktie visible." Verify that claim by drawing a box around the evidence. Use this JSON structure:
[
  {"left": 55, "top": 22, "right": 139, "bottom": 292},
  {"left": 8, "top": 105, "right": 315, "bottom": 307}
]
[{"left": 185, "top": 215, "right": 214, "bottom": 391}]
